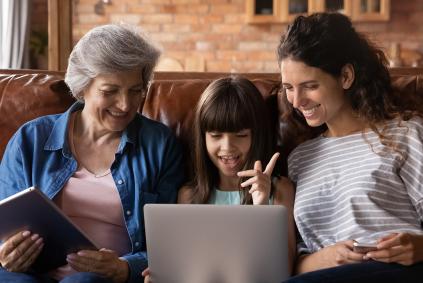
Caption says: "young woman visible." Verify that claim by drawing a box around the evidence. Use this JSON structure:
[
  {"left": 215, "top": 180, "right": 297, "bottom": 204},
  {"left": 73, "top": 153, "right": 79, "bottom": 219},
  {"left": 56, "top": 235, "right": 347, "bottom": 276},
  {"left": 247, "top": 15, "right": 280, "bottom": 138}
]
[
  {"left": 142, "top": 76, "right": 296, "bottom": 282},
  {"left": 278, "top": 12, "right": 423, "bottom": 283}
]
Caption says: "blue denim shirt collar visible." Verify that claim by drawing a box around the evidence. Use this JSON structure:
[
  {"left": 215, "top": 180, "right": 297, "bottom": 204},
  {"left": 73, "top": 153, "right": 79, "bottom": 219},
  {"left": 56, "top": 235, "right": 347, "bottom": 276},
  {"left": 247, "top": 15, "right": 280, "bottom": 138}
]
[{"left": 44, "top": 102, "right": 139, "bottom": 156}]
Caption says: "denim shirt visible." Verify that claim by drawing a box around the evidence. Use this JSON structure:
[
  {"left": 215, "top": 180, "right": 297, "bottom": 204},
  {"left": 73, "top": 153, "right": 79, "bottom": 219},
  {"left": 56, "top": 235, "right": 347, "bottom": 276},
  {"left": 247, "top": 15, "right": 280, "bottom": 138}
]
[{"left": 0, "top": 102, "right": 185, "bottom": 283}]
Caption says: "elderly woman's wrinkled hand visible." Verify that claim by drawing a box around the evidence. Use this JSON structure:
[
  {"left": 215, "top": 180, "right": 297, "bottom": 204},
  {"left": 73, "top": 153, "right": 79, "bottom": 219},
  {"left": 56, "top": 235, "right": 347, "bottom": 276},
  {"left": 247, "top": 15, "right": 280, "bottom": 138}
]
[
  {"left": 66, "top": 248, "right": 129, "bottom": 283},
  {"left": 365, "top": 233, "right": 423, "bottom": 266},
  {"left": 0, "top": 230, "right": 43, "bottom": 273}
]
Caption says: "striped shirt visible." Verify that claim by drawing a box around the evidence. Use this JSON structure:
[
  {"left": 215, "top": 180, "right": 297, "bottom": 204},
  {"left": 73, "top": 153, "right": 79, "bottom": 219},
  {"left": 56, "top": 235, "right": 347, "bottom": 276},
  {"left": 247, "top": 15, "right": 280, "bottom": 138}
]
[{"left": 288, "top": 117, "right": 423, "bottom": 254}]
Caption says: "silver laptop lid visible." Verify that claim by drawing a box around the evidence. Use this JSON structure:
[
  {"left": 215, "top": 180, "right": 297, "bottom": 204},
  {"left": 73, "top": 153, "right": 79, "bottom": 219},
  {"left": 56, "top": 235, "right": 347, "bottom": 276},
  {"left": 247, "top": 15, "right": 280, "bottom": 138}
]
[{"left": 145, "top": 204, "right": 288, "bottom": 283}]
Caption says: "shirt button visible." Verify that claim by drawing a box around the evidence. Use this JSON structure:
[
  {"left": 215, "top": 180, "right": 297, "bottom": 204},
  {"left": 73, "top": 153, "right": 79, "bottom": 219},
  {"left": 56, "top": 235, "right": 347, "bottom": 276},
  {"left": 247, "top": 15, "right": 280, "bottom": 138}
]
[
  {"left": 126, "top": 210, "right": 131, "bottom": 215},
  {"left": 117, "top": 179, "right": 124, "bottom": 185},
  {"left": 135, "top": 242, "right": 140, "bottom": 247}
]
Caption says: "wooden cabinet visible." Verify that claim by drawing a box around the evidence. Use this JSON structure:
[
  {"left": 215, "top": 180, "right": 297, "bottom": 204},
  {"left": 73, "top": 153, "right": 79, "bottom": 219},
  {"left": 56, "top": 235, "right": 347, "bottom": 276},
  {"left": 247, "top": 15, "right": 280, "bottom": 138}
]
[
  {"left": 351, "top": 0, "right": 390, "bottom": 21},
  {"left": 246, "top": 0, "right": 280, "bottom": 23},
  {"left": 246, "top": 0, "right": 390, "bottom": 23}
]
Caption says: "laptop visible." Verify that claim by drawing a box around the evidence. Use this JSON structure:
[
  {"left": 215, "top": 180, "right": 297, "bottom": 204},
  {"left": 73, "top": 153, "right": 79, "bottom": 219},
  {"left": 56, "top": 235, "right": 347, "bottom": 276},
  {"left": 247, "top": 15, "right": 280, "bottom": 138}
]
[{"left": 144, "top": 204, "right": 289, "bottom": 283}]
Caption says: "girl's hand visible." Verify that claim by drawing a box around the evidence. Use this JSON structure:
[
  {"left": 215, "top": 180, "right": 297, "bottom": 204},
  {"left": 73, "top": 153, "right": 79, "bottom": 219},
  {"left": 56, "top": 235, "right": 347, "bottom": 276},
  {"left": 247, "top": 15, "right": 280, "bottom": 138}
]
[
  {"left": 237, "top": 152, "right": 279, "bottom": 205},
  {"left": 0, "top": 230, "right": 44, "bottom": 273},
  {"left": 142, "top": 267, "right": 151, "bottom": 283},
  {"left": 66, "top": 248, "right": 129, "bottom": 283},
  {"left": 365, "top": 233, "right": 423, "bottom": 265}
]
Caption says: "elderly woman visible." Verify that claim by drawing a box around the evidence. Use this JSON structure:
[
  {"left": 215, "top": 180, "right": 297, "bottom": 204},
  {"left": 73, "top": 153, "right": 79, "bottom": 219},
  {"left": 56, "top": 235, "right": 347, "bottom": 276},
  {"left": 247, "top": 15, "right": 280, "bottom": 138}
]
[{"left": 0, "top": 24, "right": 184, "bottom": 283}]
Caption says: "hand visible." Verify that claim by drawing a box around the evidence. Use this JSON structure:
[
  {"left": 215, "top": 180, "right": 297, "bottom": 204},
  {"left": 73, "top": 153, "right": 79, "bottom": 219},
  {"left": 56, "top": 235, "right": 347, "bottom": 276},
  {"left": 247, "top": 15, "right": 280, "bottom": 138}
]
[
  {"left": 66, "top": 248, "right": 129, "bottom": 283},
  {"left": 365, "top": 233, "right": 423, "bottom": 265},
  {"left": 323, "top": 240, "right": 367, "bottom": 266},
  {"left": 142, "top": 267, "right": 151, "bottom": 283},
  {"left": 237, "top": 153, "right": 280, "bottom": 205},
  {"left": 0, "top": 230, "right": 44, "bottom": 273}
]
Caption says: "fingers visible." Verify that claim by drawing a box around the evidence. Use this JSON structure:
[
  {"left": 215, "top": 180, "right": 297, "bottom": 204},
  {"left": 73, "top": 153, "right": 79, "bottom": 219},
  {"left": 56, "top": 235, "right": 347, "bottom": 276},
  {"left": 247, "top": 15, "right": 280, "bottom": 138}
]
[
  {"left": 13, "top": 240, "right": 44, "bottom": 272},
  {"left": 240, "top": 176, "right": 259, "bottom": 188},
  {"left": 263, "top": 153, "right": 280, "bottom": 176},
  {"left": 377, "top": 233, "right": 403, "bottom": 249},
  {"left": 142, "top": 267, "right": 150, "bottom": 277},
  {"left": 254, "top": 160, "right": 262, "bottom": 172},
  {"left": 237, "top": 152, "right": 280, "bottom": 178},
  {"left": 9, "top": 236, "right": 43, "bottom": 271},
  {"left": 377, "top": 233, "right": 399, "bottom": 246},
  {"left": 1, "top": 231, "right": 31, "bottom": 256},
  {"left": 0, "top": 231, "right": 44, "bottom": 272},
  {"left": 67, "top": 249, "right": 119, "bottom": 275}
]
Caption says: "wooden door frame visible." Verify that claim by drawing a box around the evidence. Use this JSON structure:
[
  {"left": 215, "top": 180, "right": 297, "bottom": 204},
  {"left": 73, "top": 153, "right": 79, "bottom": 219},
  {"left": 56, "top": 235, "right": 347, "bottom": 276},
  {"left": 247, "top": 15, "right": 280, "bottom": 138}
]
[{"left": 48, "top": 0, "right": 72, "bottom": 71}]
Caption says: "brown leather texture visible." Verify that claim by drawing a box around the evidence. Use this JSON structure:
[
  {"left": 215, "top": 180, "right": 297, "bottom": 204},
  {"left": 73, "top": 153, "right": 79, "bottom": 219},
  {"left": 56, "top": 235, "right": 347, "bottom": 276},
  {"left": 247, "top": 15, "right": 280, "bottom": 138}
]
[{"left": 1, "top": 69, "right": 422, "bottom": 176}]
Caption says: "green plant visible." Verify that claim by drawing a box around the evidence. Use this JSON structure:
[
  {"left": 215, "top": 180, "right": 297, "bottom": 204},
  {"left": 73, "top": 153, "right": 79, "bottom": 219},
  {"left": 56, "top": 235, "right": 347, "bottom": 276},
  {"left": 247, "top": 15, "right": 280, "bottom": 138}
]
[{"left": 29, "top": 29, "right": 48, "bottom": 56}]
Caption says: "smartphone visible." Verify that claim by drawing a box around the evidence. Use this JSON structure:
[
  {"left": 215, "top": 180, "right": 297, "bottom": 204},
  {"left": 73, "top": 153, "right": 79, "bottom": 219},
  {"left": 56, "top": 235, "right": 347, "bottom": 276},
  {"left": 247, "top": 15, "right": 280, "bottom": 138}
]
[{"left": 353, "top": 241, "right": 378, "bottom": 253}]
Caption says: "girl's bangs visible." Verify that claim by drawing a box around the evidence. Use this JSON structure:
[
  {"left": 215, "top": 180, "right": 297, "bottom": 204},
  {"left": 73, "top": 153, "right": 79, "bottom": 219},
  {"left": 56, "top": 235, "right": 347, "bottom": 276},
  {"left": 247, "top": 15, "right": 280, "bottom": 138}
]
[{"left": 201, "top": 91, "right": 253, "bottom": 133}]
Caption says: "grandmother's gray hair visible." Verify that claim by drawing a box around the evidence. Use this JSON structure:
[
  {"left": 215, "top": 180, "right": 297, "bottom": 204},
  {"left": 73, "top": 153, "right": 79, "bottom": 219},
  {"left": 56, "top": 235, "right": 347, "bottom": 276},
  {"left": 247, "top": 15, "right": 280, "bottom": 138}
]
[{"left": 65, "top": 24, "right": 161, "bottom": 100}]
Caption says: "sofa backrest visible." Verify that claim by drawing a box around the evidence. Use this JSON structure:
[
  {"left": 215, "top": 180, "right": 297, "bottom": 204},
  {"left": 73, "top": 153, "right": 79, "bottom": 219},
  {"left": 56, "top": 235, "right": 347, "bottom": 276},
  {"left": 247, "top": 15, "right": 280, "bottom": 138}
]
[{"left": 0, "top": 69, "right": 422, "bottom": 177}]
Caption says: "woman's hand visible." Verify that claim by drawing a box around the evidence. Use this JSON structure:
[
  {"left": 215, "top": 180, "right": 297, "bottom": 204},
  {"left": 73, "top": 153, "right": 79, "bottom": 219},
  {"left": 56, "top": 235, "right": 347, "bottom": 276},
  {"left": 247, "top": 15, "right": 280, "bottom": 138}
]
[
  {"left": 365, "top": 233, "right": 423, "bottom": 265},
  {"left": 0, "top": 230, "right": 44, "bottom": 273},
  {"left": 141, "top": 267, "right": 151, "bottom": 283},
  {"left": 296, "top": 240, "right": 366, "bottom": 274},
  {"left": 237, "top": 153, "right": 280, "bottom": 205},
  {"left": 66, "top": 248, "right": 129, "bottom": 283}
]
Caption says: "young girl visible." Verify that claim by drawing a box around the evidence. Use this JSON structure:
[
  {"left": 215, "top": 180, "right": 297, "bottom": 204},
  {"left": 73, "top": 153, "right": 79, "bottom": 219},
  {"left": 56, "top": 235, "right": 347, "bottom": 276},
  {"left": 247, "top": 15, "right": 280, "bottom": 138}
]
[
  {"left": 142, "top": 76, "right": 296, "bottom": 282},
  {"left": 179, "top": 76, "right": 295, "bottom": 267},
  {"left": 178, "top": 76, "right": 295, "bottom": 210}
]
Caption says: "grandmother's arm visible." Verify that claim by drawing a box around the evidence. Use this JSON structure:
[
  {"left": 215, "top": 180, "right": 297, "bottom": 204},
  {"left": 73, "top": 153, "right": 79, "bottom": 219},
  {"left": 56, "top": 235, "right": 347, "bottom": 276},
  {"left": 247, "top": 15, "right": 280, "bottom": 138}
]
[{"left": 0, "top": 130, "right": 29, "bottom": 199}]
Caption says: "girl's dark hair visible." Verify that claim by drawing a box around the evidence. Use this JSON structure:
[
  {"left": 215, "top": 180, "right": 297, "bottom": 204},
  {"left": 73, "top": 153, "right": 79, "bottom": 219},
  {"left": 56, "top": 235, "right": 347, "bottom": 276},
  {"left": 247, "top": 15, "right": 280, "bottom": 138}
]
[
  {"left": 277, "top": 12, "right": 419, "bottom": 145},
  {"left": 190, "top": 76, "right": 274, "bottom": 204}
]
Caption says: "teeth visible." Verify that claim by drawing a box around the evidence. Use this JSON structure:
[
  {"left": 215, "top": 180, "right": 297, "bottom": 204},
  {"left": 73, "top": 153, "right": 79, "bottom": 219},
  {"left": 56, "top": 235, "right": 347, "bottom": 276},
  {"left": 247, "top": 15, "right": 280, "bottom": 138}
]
[
  {"left": 109, "top": 111, "right": 126, "bottom": 117},
  {"left": 302, "top": 105, "right": 320, "bottom": 116},
  {"left": 220, "top": 156, "right": 238, "bottom": 161}
]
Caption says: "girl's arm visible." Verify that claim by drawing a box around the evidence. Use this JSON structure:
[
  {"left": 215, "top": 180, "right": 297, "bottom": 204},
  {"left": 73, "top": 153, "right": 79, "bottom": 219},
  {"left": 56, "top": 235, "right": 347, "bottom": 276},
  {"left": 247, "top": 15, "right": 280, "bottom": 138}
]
[{"left": 177, "top": 185, "right": 194, "bottom": 204}]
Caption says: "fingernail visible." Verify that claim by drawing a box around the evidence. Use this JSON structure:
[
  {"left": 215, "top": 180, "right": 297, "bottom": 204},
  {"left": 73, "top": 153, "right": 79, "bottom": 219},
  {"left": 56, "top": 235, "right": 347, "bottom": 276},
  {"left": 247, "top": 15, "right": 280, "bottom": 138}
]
[
  {"left": 77, "top": 251, "right": 86, "bottom": 256},
  {"left": 35, "top": 238, "right": 43, "bottom": 245},
  {"left": 363, "top": 255, "right": 369, "bottom": 260},
  {"left": 22, "top": 231, "right": 30, "bottom": 237},
  {"left": 67, "top": 254, "right": 77, "bottom": 260},
  {"left": 31, "top": 234, "right": 39, "bottom": 240}
]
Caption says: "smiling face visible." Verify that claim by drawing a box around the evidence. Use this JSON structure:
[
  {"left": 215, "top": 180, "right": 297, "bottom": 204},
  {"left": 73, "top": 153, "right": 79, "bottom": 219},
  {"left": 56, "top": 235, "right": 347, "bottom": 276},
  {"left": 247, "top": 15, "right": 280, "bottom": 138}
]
[
  {"left": 205, "top": 129, "right": 252, "bottom": 188},
  {"left": 80, "top": 69, "right": 144, "bottom": 134},
  {"left": 280, "top": 58, "right": 354, "bottom": 132}
]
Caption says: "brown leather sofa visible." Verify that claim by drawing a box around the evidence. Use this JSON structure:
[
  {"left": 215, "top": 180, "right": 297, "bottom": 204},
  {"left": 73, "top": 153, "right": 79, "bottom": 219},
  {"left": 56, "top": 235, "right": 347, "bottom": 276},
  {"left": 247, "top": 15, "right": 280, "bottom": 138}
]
[{"left": 0, "top": 68, "right": 422, "bottom": 177}]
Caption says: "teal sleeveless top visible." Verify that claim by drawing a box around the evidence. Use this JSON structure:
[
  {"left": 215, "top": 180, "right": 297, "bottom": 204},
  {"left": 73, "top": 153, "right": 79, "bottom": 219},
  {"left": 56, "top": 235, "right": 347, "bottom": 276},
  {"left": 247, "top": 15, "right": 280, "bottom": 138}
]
[
  {"left": 208, "top": 189, "right": 241, "bottom": 205},
  {"left": 208, "top": 188, "right": 274, "bottom": 205}
]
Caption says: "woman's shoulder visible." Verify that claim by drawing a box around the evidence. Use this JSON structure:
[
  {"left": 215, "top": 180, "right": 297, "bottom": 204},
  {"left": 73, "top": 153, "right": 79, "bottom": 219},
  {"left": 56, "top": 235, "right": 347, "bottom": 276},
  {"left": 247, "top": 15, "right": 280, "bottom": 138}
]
[
  {"left": 132, "top": 114, "right": 176, "bottom": 140},
  {"left": 384, "top": 115, "right": 423, "bottom": 135},
  {"left": 287, "top": 136, "right": 323, "bottom": 163},
  {"left": 12, "top": 113, "right": 64, "bottom": 141}
]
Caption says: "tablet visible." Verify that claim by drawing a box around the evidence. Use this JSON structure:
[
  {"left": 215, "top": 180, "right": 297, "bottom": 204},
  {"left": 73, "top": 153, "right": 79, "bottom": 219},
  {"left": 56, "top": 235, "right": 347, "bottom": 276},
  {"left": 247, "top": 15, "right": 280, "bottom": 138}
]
[{"left": 0, "top": 187, "right": 98, "bottom": 272}]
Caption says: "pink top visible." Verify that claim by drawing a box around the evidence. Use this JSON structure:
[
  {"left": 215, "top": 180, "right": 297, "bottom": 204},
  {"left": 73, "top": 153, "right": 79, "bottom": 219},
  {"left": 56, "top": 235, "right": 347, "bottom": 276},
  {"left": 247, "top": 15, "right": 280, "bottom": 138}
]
[{"left": 49, "top": 111, "right": 131, "bottom": 280}]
